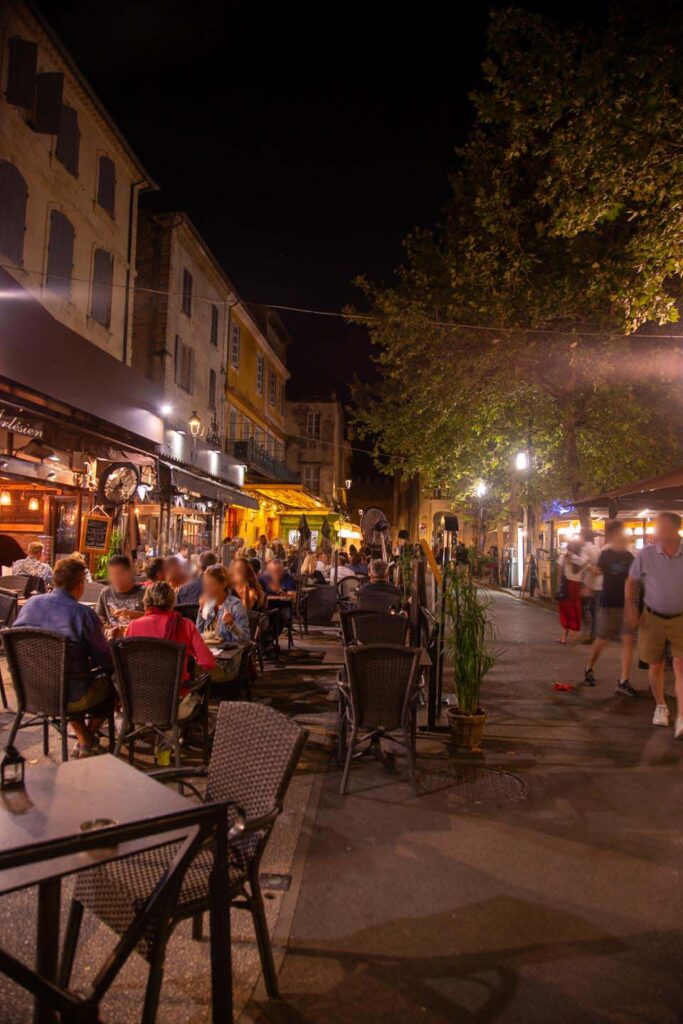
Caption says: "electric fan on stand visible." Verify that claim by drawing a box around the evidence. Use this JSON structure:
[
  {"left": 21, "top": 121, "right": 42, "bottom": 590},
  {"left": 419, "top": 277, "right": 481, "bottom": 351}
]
[{"left": 361, "top": 507, "right": 391, "bottom": 561}]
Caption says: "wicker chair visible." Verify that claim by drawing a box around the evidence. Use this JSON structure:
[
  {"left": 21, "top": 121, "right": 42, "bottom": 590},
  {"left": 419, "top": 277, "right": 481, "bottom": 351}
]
[
  {"left": 337, "top": 575, "right": 362, "bottom": 604},
  {"left": 112, "top": 637, "right": 186, "bottom": 768},
  {"left": 175, "top": 602, "right": 199, "bottom": 623},
  {"left": 351, "top": 611, "right": 409, "bottom": 646},
  {"left": 80, "top": 581, "right": 105, "bottom": 604},
  {"left": 248, "top": 608, "right": 268, "bottom": 673},
  {"left": 338, "top": 644, "right": 421, "bottom": 795},
  {"left": 0, "top": 575, "right": 32, "bottom": 598},
  {"left": 292, "top": 577, "right": 309, "bottom": 637},
  {"left": 0, "top": 590, "right": 18, "bottom": 709},
  {"left": 62, "top": 701, "right": 308, "bottom": 1014},
  {"left": 2, "top": 627, "right": 89, "bottom": 761}
]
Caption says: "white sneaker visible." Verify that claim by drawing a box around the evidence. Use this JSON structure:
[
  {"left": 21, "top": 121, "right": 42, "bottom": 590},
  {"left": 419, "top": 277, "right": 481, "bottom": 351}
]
[
  {"left": 652, "top": 704, "right": 670, "bottom": 727},
  {"left": 674, "top": 717, "right": 683, "bottom": 740}
]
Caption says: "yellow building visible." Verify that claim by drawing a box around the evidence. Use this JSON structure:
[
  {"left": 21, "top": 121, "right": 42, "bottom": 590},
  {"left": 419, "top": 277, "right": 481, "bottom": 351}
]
[{"left": 224, "top": 306, "right": 297, "bottom": 542}]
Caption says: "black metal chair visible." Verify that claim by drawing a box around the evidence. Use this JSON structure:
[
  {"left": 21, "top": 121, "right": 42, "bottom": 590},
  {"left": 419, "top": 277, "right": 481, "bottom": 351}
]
[
  {"left": 0, "top": 575, "right": 32, "bottom": 598},
  {"left": 350, "top": 611, "right": 409, "bottom": 646},
  {"left": 112, "top": 637, "right": 186, "bottom": 768},
  {"left": 22, "top": 573, "right": 46, "bottom": 596},
  {"left": 338, "top": 644, "right": 421, "bottom": 795},
  {"left": 2, "top": 627, "right": 114, "bottom": 761},
  {"left": 63, "top": 701, "right": 308, "bottom": 1013},
  {"left": 0, "top": 590, "right": 18, "bottom": 709}
]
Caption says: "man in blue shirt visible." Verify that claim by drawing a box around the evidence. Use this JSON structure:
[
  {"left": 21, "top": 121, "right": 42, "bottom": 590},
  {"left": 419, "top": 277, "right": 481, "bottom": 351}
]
[
  {"left": 177, "top": 549, "right": 218, "bottom": 605},
  {"left": 15, "top": 556, "right": 114, "bottom": 757}
]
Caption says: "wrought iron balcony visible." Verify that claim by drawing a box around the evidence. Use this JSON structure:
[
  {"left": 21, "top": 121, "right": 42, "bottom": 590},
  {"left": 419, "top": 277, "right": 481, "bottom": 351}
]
[{"left": 228, "top": 439, "right": 298, "bottom": 483}]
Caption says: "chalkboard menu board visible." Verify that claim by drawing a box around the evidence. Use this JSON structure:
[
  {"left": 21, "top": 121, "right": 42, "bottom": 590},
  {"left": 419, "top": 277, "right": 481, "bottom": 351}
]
[{"left": 80, "top": 513, "right": 112, "bottom": 554}]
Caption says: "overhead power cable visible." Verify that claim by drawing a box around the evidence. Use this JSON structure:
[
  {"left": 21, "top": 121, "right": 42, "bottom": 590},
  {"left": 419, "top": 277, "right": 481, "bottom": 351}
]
[{"left": 2, "top": 262, "right": 682, "bottom": 340}]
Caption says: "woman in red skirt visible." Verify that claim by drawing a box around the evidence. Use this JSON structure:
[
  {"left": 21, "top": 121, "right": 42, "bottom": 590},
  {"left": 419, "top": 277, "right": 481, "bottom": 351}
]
[{"left": 557, "top": 541, "right": 586, "bottom": 643}]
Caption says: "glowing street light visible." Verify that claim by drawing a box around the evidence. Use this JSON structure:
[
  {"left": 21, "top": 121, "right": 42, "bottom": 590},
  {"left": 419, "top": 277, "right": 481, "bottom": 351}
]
[
  {"left": 515, "top": 451, "right": 529, "bottom": 471},
  {"left": 475, "top": 481, "right": 487, "bottom": 498}
]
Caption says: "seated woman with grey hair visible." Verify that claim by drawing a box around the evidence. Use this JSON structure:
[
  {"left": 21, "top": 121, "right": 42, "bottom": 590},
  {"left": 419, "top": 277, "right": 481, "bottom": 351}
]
[{"left": 126, "top": 580, "right": 216, "bottom": 684}]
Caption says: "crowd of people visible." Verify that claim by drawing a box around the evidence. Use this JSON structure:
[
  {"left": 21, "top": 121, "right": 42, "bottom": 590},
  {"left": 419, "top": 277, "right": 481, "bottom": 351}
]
[
  {"left": 556, "top": 512, "right": 683, "bottom": 739},
  {"left": 5, "top": 532, "right": 403, "bottom": 758}
]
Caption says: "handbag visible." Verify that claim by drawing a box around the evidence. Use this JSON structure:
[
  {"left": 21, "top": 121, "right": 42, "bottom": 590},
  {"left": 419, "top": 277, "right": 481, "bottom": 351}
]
[{"left": 555, "top": 561, "right": 568, "bottom": 602}]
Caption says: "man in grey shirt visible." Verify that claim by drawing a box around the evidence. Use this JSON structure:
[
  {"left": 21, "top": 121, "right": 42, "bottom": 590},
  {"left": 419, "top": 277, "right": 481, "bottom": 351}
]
[{"left": 625, "top": 511, "right": 683, "bottom": 737}]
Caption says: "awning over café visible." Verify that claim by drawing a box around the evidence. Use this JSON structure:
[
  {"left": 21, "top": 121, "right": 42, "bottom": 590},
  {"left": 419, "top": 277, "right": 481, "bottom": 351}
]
[
  {"left": 245, "top": 483, "right": 330, "bottom": 513},
  {"left": 577, "top": 467, "right": 683, "bottom": 517},
  {"left": 0, "top": 267, "right": 164, "bottom": 447},
  {"left": 166, "top": 464, "right": 258, "bottom": 510}
]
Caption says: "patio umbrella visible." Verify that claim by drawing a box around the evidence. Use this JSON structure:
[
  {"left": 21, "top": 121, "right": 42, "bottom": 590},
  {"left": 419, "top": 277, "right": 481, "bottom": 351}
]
[
  {"left": 297, "top": 514, "right": 312, "bottom": 550},
  {"left": 319, "top": 516, "right": 333, "bottom": 554}
]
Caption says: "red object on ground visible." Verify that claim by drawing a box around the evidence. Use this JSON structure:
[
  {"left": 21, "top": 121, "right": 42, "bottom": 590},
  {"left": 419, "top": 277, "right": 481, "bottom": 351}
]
[{"left": 553, "top": 683, "right": 574, "bottom": 692}]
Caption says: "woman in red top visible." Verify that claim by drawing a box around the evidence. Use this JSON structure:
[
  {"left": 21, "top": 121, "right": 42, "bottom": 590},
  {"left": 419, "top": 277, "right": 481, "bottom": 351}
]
[{"left": 126, "top": 580, "right": 215, "bottom": 684}]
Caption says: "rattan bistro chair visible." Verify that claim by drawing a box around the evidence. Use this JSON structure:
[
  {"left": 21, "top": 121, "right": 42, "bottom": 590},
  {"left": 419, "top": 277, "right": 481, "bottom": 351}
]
[
  {"left": 351, "top": 610, "right": 409, "bottom": 646},
  {"left": 3, "top": 627, "right": 115, "bottom": 760},
  {"left": 112, "top": 637, "right": 185, "bottom": 768},
  {"left": 338, "top": 644, "right": 421, "bottom": 796},
  {"left": 0, "top": 575, "right": 32, "bottom": 598},
  {"left": 337, "top": 575, "right": 362, "bottom": 605},
  {"left": 62, "top": 702, "right": 308, "bottom": 1014},
  {"left": 0, "top": 590, "right": 19, "bottom": 709}
]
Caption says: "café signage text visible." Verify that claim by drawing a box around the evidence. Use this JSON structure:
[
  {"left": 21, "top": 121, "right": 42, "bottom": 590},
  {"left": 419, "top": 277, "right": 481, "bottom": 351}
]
[{"left": 0, "top": 409, "right": 44, "bottom": 439}]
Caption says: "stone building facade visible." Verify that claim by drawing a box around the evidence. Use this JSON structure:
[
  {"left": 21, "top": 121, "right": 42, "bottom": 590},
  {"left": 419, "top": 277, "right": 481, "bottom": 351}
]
[
  {"left": 285, "top": 396, "right": 351, "bottom": 507},
  {"left": 0, "top": 0, "right": 155, "bottom": 362}
]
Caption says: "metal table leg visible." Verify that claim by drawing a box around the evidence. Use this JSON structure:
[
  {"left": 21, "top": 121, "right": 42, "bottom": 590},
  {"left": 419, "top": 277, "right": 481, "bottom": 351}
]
[
  {"left": 34, "top": 877, "right": 61, "bottom": 1024},
  {"left": 209, "top": 818, "right": 232, "bottom": 1023}
]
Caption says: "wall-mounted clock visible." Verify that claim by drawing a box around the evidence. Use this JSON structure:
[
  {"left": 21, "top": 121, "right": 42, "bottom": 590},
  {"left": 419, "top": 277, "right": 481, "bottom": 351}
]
[{"left": 98, "top": 462, "right": 140, "bottom": 505}]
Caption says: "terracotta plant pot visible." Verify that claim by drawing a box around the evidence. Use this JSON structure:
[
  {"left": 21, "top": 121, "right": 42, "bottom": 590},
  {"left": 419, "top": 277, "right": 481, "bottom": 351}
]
[{"left": 446, "top": 707, "right": 487, "bottom": 750}]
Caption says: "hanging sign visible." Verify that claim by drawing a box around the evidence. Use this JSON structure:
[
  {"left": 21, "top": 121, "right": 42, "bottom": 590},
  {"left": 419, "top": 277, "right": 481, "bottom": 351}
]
[{"left": 80, "top": 510, "right": 112, "bottom": 554}]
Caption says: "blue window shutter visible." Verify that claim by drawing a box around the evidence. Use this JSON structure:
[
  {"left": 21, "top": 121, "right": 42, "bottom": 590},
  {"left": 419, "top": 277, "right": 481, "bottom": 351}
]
[
  {"left": 46, "top": 210, "right": 75, "bottom": 296},
  {"left": 6, "top": 37, "right": 37, "bottom": 108}
]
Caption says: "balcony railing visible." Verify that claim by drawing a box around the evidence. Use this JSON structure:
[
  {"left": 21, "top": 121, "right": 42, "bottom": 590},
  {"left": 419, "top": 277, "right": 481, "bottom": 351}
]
[{"left": 228, "top": 439, "right": 298, "bottom": 483}]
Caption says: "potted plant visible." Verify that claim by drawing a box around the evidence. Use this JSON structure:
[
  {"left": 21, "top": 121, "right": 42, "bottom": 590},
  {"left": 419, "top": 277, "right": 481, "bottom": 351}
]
[{"left": 442, "top": 563, "right": 496, "bottom": 749}]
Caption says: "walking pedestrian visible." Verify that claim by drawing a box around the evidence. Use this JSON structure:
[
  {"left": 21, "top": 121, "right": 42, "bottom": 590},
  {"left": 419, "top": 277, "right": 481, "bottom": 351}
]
[
  {"left": 579, "top": 528, "right": 602, "bottom": 643},
  {"left": 557, "top": 539, "right": 585, "bottom": 643},
  {"left": 624, "top": 512, "right": 683, "bottom": 736},
  {"left": 583, "top": 520, "right": 637, "bottom": 696}
]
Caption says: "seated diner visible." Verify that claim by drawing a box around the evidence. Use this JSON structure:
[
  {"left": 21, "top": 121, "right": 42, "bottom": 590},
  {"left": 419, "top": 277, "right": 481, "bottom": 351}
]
[
  {"left": 125, "top": 580, "right": 216, "bottom": 684},
  {"left": 14, "top": 556, "right": 114, "bottom": 757}
]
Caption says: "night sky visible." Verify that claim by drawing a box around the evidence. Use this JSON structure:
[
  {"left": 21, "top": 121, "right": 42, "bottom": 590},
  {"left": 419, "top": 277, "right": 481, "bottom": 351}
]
[{"left": 39, "top": 0, "right": 610, "bottom": 437}]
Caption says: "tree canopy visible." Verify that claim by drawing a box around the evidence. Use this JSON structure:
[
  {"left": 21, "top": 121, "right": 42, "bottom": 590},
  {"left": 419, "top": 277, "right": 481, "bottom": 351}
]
[{"left": 351, "top": 4, "right": 683, "bottom": 513}]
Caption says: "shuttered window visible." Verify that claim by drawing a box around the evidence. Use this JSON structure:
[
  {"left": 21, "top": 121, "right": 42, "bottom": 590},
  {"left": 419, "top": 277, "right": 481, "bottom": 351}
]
[
  {"left": 97, "top": 156, "right": 116, "bottom": 215},
  {"left": 46, "top": 210, "right": 75, "bottom": 297},
  {"left": 306, "top": 411, "right": 320, "bottom": 439},
  {"left": 90, "top": 249, "right": 113, "bottom": 327},
  {"left": 182, "top": 269, "right": 193, "bottom": 316},
  {"left": 268, "top": 369, "right": 276, "bottom": 407},
  {"left": 256, "top": 354, "right": 264, "bottom": 394},
  {"left": 174, "top": 335, "right": 194, "bottom": 393},
  {"left": 210, "top": 303, "right": 219, "bottom": 345},
  {"left": 55, "top": 105, "right": 80, "bottom": 176},
  {"left": 6, "top": 37, "right": 37, "bottom": 108},
  {"left": 303, "top": 465, "right": 320, "bottom": 493},
  {"left": 0, "top": 161, "right": 28, "bottom": 264},
  {"left": 33, "top": 72, "right": 63, "bottom": 134},
  {"left": 208, "top": 369, "right": 217, "bottom": 409}
]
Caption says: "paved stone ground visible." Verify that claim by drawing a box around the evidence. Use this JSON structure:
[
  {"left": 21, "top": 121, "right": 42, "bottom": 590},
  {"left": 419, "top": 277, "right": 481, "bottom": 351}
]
[
  {"left": 3, "top": 595, "right": 683, "bottom": 1023},
  {"left": 246, "top": 592, "right": 683, "bottom": 1024}
]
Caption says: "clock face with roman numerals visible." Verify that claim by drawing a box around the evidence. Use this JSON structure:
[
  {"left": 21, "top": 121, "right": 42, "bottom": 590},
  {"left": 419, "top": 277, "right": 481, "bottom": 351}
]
[{"left": 99, "top": 463, "right": 140, "bottom": 505}]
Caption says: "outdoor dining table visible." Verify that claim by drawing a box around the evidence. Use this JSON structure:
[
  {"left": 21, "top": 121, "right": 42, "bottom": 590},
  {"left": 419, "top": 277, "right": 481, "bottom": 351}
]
[
  {"left": 322, "top": 644, "right": 432, "bottom": 667},
  {"left": 0, "top": 754, "right": 234, "bottom": 1024}
]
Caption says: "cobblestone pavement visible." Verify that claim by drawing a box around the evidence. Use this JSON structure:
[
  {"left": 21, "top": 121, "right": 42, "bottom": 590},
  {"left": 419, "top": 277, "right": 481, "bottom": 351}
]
[{"left": 248, "top": 591, "right": 683, "bottom": 1024}]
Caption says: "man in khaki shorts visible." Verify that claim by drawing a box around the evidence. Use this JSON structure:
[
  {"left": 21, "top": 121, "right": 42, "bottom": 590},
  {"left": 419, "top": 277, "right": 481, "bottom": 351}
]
[{"left": 625, "top": 512, "right": 683, "bottom": 737}]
